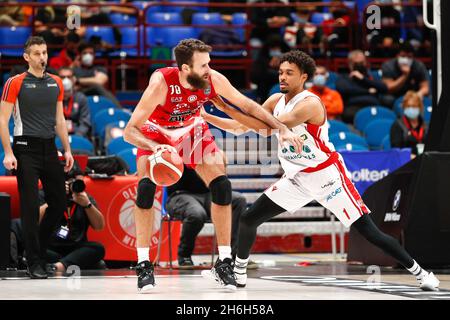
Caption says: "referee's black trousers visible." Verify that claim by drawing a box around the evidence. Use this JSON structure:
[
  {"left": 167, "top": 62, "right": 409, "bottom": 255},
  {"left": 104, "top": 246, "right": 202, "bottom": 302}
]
[{"left": 13, "top": 136, "right": 66, "bottom": 267}]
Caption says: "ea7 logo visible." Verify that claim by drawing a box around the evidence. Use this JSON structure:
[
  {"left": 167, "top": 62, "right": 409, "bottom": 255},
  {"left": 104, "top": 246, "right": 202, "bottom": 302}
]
[{"left": 326, "top": 187, "right": 342, "bottom": 202}]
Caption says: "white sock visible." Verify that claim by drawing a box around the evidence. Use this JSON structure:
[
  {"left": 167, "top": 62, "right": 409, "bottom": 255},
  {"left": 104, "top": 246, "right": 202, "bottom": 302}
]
[
  {"left": 407, "top": 260, "right": 428, "bottom": 279},
  {"left": 137, "top": 247, "right": 149, "bottom": 264},
  {"left": 234, "top": 256, "right": 249, "bottom": 274},
  {"left": 218, "top": 246, "right": 232, "bottom": 261}
]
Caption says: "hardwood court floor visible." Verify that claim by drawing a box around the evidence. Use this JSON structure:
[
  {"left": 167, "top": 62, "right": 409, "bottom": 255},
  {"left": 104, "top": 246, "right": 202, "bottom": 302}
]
[{"left": 1, "top": 254, "right": 449, "bottom": 300}]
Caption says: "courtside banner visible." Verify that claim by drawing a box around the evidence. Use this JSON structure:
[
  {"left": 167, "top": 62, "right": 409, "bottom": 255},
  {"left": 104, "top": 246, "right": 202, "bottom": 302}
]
[{"left": 340, "top": 148, "right": 411, "bottom": 195}]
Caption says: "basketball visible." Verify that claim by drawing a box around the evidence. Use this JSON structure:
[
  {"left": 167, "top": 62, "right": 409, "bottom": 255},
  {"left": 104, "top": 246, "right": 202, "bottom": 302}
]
[{"left": 147, "top": 149, "right": 184, "bottom": 186}]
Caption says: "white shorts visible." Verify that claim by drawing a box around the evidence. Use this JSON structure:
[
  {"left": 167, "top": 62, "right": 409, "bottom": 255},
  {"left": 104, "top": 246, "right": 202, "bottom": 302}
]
[{"left": 264, "top": 155, "right": 371, "bottom": 228}]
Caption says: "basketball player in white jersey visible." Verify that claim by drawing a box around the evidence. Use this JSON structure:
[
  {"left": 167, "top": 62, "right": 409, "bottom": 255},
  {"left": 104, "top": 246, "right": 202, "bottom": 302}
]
[{"left": 202, "top": 50, "right": 440, "bottom": 291}]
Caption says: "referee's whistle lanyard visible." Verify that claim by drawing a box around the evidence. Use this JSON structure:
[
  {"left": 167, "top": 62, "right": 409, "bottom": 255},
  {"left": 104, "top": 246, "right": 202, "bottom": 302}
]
[
  {"left": 63, "top": 96, "right": 74, "bottom": 119},
  {"left": 64, "top": 204, "right": 77, "bottom": 230}
]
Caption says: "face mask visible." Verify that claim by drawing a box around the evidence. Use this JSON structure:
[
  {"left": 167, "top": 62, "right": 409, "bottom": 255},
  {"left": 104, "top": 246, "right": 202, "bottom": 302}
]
[
  {"left": 81, "top": 53, "right": 94, "bottom": 66},
  {"left": 404, "top": 107, "right": 420, "bottom": 120},
  {"left": 353, "top": 63, "right": 367, "bottom": 74},
  {"left": 269, "top": 49, "right": 282, "bottom": 58},
  {"left": 398, "top": 57, "right": 412, "bottom": 67},
  {"left": 313, "top": 74, "right": 327, "bottom": 87},
  {"left": 62, "top": 77, "right": 73, "bottom": 92}
]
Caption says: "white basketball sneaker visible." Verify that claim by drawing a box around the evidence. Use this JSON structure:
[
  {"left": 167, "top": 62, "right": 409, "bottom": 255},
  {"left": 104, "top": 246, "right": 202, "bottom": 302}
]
[
  {"left": 418, "top": 272, "right": 440, "bottom": 291},
  {"left": 235, "top": 271, "right": 247, "bottom": 288}
]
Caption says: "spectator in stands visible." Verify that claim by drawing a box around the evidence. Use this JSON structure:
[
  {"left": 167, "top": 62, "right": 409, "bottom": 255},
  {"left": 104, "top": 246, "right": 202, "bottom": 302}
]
[
  {"left": 309, "top": 66, "right": 343, "bottom": 120},
  {"left": 251, "top": 34, "right": 290, "bottom": 102},
  {"left": 250, "top": 0, "right": 293, "bottom": 47},
  {"left": 58, "top": 67, "right": 92, "bottom": 138},
  {"left": 285, "top": 4, "right": 323, "bottom": 56},
  {"left": 336, "top": 50, "right": 388, "bottom": 123},
  {"left": 10, "top": 165, "right": 105, "bottom": 273},
  {"left": 73, "top": 42, "right": 122, "bottom": 109},
  {"left": 49, "top": 32, "right": 81, "bottom": 71},
  {"left": 403, "top": 0, "right": 431, "bottom": 56},
  {"left": 366, "top": 0, "right": 401, "bottom": 58},
  {"left": 390, "top": 90, "right": 427, "bottom": 156},
  {"left": 165, "top": 164, "right": 251, "bottom": 269},
  {"left": 0, "top": 2, "right": 30, "bottom": 26},
  {"left": 208, "top": 0, "right": 247, "bottom": 23},
  {"left": 382, "top": 42, "right": 430, "bottom": 105},
  {"left": 34, "top": 5, "right": 67, "bottom": 56},
  {"left": 321, "top": 5, "right": 350, "bottom": 56}
]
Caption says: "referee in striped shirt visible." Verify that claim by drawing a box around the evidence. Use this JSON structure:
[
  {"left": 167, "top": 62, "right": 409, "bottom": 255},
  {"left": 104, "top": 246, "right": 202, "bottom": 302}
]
[{"left": 0, "top": 36, "right": 74, "bottom": 278}]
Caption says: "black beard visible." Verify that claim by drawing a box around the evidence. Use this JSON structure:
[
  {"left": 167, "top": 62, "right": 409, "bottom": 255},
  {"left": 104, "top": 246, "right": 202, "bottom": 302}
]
[
  {"left": 280, "top": 88, "right": 289, "bottom": 94},
  {"left": 187, "top": 73, "right": 209, "bottom": 90}
]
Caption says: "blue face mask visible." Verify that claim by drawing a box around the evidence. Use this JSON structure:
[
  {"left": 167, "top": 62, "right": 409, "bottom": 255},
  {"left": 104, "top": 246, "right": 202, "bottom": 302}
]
[
  {"left": 313, "top": 74, "right": 327, "bottom": 87},
  {"left": 404, "top": 107, "right": 420, "bottom": 120},
  {"left": 269, "top": 49, "right": 282, "bottom": 58}
]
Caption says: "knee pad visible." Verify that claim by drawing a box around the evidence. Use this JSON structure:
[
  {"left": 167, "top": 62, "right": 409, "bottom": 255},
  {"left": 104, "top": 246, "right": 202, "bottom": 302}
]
[
  {"left": 136, "top": 177, "right": 156, "bottom": 209},
  {"left": 209, "top": 175, "right": 232, "bottom": 205}
]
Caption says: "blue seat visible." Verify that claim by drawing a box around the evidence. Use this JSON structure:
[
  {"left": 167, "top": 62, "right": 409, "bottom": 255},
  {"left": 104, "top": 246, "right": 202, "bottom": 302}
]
[
  {"left": 354, "top": 106, "right": 397, "bottom": 132},
  {"left": 423, "top": 97, "right": 432, "bottom": 123},
  {"left": 163, "top": 0, "right": 208, "bottom": 13},
  {"left": 107, "top": 136, "right": 134, "bottom": 155},
  {"left": 330, "top": 132, "right": 368, "bottom": 148},
  {"left": 0, "top": 27, "right": 32, "bottom": 56},
  {"left": 326, "top": 71, "right": 337, "bottom": 90},
  {"left": 147, "top": 26, "right": 199, "bottom": 48},
  {"left": 232, "top": 13, "right": 247, "bottom": 43},
  {"left": 363, "top": 119, "right": 395, "bottom": 149},
  {"left": 334, "top": 143, "right": 369, "bottom": 152},
  {"left": 117, "top": 148, "right": 138, "bottom": 173},
  {"left": 115, "top": 27, "right": 139, "bottom": 56},
  {"left": 192, "top": 13, "right": 224, "bottom": 26},
  {"left": 93, "top": 108, "right": 131, "bottom": 138},
  {"left": 327, "top": 120, "right": 351, "bottom": 135},
  {"left": 369, "top": 69, "right": 382, "bottom": 81},
  {"left": 0, "top": 152, "right": 5, "bottom": 175},
  {"left": 85, "top": 26, "right": 115, "bottom": 45},
  {"left": 146, "top": 12, "right": 182, "bottom": 24},
  {"left": 311, "top": 13, "right": 333, "bottom": 25},
  {"left": 382, "top": 135, "right": 391, "bottom": 150},
  {"left": 110, "top": 13, "right": 138, "bottom": 25},
  {"left": 55, "top": 135, "right": 94, "bottom": 154},
  {"left": 87, "top": 95, "right": 118, "bottom": 121}
]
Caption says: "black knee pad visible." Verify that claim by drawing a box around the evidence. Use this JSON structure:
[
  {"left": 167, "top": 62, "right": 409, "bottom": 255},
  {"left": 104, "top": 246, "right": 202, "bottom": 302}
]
[
  {"left": 209, "top": 175, "right": 232, "bottom": 205},
  {"left": 136, "top": 177, "right": 156, "bottom": 209}
]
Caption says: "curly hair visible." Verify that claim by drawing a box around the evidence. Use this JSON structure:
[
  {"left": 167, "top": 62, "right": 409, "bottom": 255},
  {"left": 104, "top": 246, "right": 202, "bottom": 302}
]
[
  {"left": 279, "top": 50, "right": 316, "bottom": 81},
  {"left": 174, "top": 38, "right": 212, "bottom": 70}
]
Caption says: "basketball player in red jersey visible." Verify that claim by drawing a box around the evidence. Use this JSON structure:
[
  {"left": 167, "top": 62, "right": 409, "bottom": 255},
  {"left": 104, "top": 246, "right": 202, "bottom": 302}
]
[{"left": 123, "top": 39, "right": 303, "bottom": 292}]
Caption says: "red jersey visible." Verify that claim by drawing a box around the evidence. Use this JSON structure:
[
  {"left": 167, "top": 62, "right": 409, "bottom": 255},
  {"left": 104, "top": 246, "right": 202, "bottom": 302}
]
[{"left": 145, "top": 67, "right": 217, "bottom": 129}]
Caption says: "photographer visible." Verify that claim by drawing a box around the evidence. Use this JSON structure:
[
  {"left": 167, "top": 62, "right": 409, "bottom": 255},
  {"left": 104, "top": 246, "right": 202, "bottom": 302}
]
[{"left": 42, "top": 166, "right": 105, "bottom": 273}]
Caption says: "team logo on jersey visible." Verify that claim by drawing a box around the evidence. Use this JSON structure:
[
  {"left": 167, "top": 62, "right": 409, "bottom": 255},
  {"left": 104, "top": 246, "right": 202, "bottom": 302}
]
[
  {"left": 188, "top": 95, "right": 198, "bottom": 103},
  {"left": 24, "top": 83, "right": 36, "bottom": 89},
  {"left": 204, "top": 86, "right": 211, "bottom": 95},
  {"left": 47, "top": 83, "right": 58, "bottom": 87},
  {"left": 171, "top": 97, "right": 183, "bottom": 103}
]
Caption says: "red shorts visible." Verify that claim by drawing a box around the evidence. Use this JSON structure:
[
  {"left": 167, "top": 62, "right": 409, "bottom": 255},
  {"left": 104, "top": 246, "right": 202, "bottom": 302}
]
[{"left": 136, "top": 118, "right": 220, "bottom": 169}]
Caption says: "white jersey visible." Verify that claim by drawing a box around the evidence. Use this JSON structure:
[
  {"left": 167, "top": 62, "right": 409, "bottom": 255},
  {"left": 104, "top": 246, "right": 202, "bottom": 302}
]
[{"left": 274, "top": 90, "right": 336, "bottom": 178}]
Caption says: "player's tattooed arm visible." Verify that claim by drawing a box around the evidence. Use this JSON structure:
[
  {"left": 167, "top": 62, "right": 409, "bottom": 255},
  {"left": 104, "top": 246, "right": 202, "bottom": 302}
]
[
  {"left": 210, "top": 70, "right": 286, "bottom": 131},
  {"left": 205, "top": 96, "right": 273, "bottom": 136},
  {"left": 123, "top": 71, "right": 167, "bottom": 151}
]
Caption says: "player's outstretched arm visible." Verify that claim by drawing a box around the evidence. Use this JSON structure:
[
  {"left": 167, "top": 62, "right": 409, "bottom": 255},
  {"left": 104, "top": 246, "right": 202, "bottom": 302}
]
[
  {"left": 211, "top": 71, "right": 303, "bottom": 152},
  {"left": 206, "top": 96, "right": 273, "bottom": 137},
  {"left": 276, "top": 96, "right": 325, "bottom": 128},
  {"left": 123, "top": 71, "right": 171, "bottom": 152}
]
